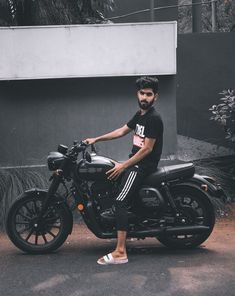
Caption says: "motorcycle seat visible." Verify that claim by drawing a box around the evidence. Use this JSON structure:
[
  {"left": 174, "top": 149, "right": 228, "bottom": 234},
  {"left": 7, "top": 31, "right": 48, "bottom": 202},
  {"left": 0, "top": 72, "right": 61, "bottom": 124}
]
[{"left": 144, "top": 163, "right": 195, "bottom": 186}]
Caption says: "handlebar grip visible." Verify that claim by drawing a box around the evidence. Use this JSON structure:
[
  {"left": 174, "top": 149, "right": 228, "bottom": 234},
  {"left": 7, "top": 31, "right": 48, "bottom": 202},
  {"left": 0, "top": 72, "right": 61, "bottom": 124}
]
[{"left": 80, "top": 141, "right": 88, "bottom": 147}]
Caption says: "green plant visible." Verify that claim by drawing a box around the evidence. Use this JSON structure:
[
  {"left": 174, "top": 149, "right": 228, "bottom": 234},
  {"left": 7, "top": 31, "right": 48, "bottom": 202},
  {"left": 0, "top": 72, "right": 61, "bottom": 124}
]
[
  {"left": 178, "top": 0, "right": 235, "bottom": 33},
  {"left": 209, "top": 89, "right": 235, "bottom": 142},
  {"left": 2, "top": 0, "right": 115, "bottom": 26},
  {"left": 0, "top": 167, "right": 49, "bottom": 231}
]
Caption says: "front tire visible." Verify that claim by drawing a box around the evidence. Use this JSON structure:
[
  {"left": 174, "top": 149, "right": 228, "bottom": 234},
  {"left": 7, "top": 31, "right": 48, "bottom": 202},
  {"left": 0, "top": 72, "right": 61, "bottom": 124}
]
[
  {"left": 6, "top": 193, "right": 72, "bottom": 254},
  {"left": 157, "top": 185, "right": 215, "bottom": 249}
]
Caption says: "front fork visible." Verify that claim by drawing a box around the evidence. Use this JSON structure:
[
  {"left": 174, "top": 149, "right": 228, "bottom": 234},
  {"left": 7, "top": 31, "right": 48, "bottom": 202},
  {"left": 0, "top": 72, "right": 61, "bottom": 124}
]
[{"left": 37, "top": 173, "right": 62, "bottom": 220}]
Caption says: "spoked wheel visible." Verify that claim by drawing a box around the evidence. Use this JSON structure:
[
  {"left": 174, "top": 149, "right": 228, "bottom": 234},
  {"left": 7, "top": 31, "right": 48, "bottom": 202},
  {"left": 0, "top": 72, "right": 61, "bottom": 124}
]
[
  {"left": 6, "top": 193, "right": 72, "bottom": 254},
  {"left": 157, "top": 186, "right": 215, "bottom": 249}
]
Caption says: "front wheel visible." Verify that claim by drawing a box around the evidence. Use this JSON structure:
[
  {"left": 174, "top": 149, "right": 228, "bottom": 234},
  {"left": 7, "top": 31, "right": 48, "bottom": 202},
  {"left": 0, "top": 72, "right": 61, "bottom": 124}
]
[
  {"left": 157, "top": 185, "right": 215, "bottom": 249},
  {"left": 6, "top": 193, "right": 72, "bottom": 254}
]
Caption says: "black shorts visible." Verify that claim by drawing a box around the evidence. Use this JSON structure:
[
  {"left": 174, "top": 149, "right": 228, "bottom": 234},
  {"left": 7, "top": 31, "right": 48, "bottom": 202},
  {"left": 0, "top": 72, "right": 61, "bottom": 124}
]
[{"left": 114, "top": 164, "right": 157, "bottom": 231}]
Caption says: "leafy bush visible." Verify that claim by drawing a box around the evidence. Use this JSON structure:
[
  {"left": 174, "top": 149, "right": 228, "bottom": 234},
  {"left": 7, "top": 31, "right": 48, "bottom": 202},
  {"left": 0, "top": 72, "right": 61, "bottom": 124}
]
[
  {"left": 209, "top": 89, "right": 235, "bottom": 142},
  {"left": 178, "top": 0, "right": 235, "bottom": 33},
  {"left": 2, "top": 0, "right": 115, "bottom": 26},
  {"left": 0, "top": 167, "right": 49, "bottom": 231}
]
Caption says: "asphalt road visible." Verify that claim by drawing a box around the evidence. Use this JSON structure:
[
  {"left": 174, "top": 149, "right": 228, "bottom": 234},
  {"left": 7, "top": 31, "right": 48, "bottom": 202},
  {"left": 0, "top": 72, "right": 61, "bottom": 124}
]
[{"left": 0, "top": 211, "right": 235, "bottom": 296}]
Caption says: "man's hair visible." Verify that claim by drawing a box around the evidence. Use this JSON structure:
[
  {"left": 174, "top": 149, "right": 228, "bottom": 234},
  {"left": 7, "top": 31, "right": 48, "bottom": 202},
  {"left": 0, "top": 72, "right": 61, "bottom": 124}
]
[{"left": 135, "top": 76, "right": 159, "bottom": 94}]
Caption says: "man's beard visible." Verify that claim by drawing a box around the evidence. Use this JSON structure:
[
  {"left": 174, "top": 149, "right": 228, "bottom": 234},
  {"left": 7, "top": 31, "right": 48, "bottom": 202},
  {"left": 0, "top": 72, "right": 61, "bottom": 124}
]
[{"left": 138, "top": 98, "right": 155, "bottom": 110}]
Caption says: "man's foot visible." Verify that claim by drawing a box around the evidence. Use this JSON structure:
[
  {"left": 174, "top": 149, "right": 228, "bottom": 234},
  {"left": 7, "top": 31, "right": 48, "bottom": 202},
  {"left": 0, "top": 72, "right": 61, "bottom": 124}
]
[
  {"left": 97, "top": 252, "right": 128, "bottom": 265},
  {"left": 100, "top": 208, "right": 115, "bottom": 220},
  {"left": 100, "top": 207, "right": 135, "bottom": 220}
]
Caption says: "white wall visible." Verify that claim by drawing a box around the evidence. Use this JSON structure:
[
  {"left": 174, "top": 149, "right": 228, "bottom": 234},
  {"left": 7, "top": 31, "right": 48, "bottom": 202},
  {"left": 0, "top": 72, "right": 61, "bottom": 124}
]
[{"left": 0, "top": 22, "right": 177, "bottom": 80}]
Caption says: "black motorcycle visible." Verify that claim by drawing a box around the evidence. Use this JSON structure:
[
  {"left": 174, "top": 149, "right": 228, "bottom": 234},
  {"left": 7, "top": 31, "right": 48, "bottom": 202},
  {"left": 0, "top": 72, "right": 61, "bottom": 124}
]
[{"left": 6, "top": 141, "right": 227, "bottom": 254}]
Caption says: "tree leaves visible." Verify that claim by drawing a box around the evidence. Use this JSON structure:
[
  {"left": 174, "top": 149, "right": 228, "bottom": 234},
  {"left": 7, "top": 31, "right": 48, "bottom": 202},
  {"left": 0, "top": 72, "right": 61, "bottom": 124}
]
[
  {"left": 209, "top": 89, "right": 235, "bottom": 142},
  {"left": 179, "top": 0, "right": 235, "bottom": 33},
  {"left": 3, "top": 0, "right": 115, "bottom": 25}
]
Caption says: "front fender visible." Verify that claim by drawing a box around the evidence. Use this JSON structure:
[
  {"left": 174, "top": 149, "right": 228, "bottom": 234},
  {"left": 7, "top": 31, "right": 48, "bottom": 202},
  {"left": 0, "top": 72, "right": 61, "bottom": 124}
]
[{"left": 23, "top": 188, "right": 73, "bottom": 234}]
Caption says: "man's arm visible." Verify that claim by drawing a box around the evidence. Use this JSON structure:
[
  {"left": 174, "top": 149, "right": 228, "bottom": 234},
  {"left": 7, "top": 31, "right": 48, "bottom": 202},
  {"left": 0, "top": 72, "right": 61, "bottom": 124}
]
[
  {"left": 106, "top": 137, "right": 156, "bottom": 180},
  {"left": 84, "top": 124, "right": 132, "bottom": 145}
]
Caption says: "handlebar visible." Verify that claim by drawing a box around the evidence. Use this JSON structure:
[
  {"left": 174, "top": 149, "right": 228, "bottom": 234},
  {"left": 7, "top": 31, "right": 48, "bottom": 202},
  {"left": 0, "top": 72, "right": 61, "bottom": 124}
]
[
  {"left": 69, "top": 141, "right": 97, "bottom": 156},
  {"left": 74, "top": 141, "right": 89, "bottom": 153},
  {"left": 56, "top": 141, "right": 97, "bottom": 162}
]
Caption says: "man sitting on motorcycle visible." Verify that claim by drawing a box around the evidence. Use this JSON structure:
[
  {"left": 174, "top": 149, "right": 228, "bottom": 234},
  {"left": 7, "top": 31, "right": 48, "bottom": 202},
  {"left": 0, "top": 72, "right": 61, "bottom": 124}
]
[{"left": 85, "top": 76, "right": 163, "bottom": 265}]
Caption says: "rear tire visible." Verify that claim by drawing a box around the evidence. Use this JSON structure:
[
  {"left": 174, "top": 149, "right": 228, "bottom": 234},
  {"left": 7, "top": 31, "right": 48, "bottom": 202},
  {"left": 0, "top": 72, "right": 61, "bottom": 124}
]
[
  {"left": 6, "top": 193, "right": 72, "bottom": 254},
  {"left": 157, "top": 185, "right": 215, "bottom": 249}
]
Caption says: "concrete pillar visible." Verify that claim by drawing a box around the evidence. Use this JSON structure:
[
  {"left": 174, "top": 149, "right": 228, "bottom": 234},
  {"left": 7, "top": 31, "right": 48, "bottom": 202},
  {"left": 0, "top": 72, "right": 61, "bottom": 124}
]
[
  {"left": 155, "top": 0, "right": 178, "bottom": 22},
  {"left": 150, "top": 0, "right": 155, "bottom": 22},
  {"left": 192, "top": 0, "right": 202, "bottom": 33}
]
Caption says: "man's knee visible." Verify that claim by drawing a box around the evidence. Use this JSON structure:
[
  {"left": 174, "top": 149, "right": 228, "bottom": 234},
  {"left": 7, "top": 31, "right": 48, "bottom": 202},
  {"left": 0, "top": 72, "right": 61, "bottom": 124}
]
[{"left": 114, "top": 199, "right": 127, "bottom": 210}]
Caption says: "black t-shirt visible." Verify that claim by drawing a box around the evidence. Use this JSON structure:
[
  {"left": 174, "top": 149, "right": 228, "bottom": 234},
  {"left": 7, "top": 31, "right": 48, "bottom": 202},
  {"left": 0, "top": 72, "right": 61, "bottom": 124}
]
[{"left": 127, "top": 107, "right": 163, "bottom": 169}]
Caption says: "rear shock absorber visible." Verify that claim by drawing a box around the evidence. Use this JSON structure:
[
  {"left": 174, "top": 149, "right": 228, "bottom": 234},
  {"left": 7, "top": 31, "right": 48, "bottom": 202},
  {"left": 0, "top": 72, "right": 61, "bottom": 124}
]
[{"left": 161, "top": 182, "right": 181, "bottom": 218}]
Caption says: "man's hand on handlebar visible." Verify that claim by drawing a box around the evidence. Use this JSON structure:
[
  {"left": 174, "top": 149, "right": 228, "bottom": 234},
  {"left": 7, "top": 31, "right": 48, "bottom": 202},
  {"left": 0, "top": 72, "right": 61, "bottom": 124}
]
[{"left": 83, "top": 138, "right": 97, "bottom": 145}]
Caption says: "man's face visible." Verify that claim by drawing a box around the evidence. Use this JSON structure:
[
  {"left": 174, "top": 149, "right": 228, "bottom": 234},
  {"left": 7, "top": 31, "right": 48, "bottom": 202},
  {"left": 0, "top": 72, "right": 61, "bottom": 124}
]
[{"left": 137, "top": 88, "right": 157, "bottom": 110}]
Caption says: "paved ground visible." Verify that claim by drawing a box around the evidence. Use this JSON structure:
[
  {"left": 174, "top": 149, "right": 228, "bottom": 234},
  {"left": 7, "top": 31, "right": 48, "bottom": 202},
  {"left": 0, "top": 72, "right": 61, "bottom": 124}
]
[
  {"left": 0, "top": 205, "right": 235, "bottom": 296},
  {"left": 176, "top": 135, "right": 235, "bottom": 161}
]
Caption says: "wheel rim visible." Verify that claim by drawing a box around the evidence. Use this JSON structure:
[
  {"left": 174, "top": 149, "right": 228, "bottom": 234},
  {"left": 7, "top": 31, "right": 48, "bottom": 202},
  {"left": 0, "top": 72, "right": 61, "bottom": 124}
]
[{"left": 13, "top": 199, "right": 63, "bottom": 247}]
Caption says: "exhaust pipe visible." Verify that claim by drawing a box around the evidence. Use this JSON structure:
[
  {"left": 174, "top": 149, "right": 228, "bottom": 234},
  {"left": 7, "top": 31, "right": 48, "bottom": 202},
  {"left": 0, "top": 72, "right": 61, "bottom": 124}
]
[
  {"left": 165, "top": 225, "right": 210, "bottom": 235},
  {"left": 128, "top": 225, "right": 210, "bottom": 238}
]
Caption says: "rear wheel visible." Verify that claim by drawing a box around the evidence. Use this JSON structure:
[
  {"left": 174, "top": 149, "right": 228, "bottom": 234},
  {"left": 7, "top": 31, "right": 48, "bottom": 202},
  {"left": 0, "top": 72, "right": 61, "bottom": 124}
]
[
  {"left": 6, "top": 193, "right": 72, "bottom": 254},
  {"left": 157, "top": 185, "right": 215, "bottom": 249}
]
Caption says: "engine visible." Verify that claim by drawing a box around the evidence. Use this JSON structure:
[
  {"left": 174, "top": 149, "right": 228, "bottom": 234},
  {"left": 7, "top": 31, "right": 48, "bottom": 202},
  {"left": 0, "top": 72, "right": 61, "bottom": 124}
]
[
  {"left": 90, "top": 180, "right": 116, "bottom": 212},
  {"left": 90, "top": 181, "right": 166, "bottom": 218},
  {"left": 137, "top": 187, "right": 166, "bottom": 217}
]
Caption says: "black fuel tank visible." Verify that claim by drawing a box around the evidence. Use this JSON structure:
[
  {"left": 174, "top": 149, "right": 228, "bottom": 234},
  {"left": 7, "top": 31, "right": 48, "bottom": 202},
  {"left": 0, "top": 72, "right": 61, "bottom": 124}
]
[{"left": 77, "top": 155, "right": 115, "bottom": 181}]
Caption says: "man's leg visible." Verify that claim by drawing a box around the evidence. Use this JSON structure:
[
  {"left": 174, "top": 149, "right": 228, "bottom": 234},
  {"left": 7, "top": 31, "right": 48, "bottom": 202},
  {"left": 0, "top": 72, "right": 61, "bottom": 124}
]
[
  {"left": 110, "top": 165, "right": 159, "bottom": 261},
  {"left": 97, "top": 230, "right": 127, "bottom": 264},
  {"left": 112, "top": 230, "right": 127, "bottom": 259},
  {"left": 97, "top": 166, "right": 144, "bottom": 263}
]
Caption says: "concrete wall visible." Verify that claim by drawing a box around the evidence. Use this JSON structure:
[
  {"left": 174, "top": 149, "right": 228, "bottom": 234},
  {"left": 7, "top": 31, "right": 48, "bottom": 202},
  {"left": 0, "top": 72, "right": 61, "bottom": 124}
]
[
  {"left": 177, "top": 32, "right": 235, "bottom": 149},
  {"left": 0, "top": 22, "right": 177, "bottom": 80},
  {"left": 0, "top": 22, "right": 177, "bottom": 167},
  {"left": 0, "top": 76, "right": 176, "bottom": 166}
]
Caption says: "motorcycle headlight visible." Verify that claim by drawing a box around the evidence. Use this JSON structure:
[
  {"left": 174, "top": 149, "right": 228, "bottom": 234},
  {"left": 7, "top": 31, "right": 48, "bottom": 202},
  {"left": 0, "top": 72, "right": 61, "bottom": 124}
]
[
  {"left": 58, "top": 144, "right": 68, "bottom": 155},
  {"left": 47, "top": 152, "right": 65, "bottom": 171}
]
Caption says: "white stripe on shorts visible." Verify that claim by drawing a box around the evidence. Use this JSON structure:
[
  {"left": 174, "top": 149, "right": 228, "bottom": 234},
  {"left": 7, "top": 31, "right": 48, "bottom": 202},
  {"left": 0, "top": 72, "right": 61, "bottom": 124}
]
[{"left": 116, "top": 171, "right": 137, "bottom": 201}]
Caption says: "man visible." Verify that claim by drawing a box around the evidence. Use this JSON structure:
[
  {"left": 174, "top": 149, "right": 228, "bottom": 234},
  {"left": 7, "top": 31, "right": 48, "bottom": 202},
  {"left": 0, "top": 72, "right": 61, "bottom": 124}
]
[{"left": 84, "top": 76, "right": 163, "bottom": 265}]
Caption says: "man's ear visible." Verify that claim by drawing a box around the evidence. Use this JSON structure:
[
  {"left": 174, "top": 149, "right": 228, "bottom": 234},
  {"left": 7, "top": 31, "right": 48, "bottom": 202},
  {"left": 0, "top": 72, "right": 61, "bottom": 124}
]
[{"left": 154, "top": 93, "right": 159, "bottom": 101}]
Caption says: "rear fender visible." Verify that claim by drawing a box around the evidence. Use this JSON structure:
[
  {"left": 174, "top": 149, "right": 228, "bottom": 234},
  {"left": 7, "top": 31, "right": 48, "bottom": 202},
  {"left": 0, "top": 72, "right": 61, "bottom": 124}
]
[
  {"left": 188, "top": 174, "right": 229, "bottom": 203},
  {"left": 24, "top": 188, "right": 73, "bottom": 234},
  {"left": 170, "top": 182, "right": 217, "bottom": 224},
  {"left": 171, "top": 182, "right": 214, "bottom": 207}
]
